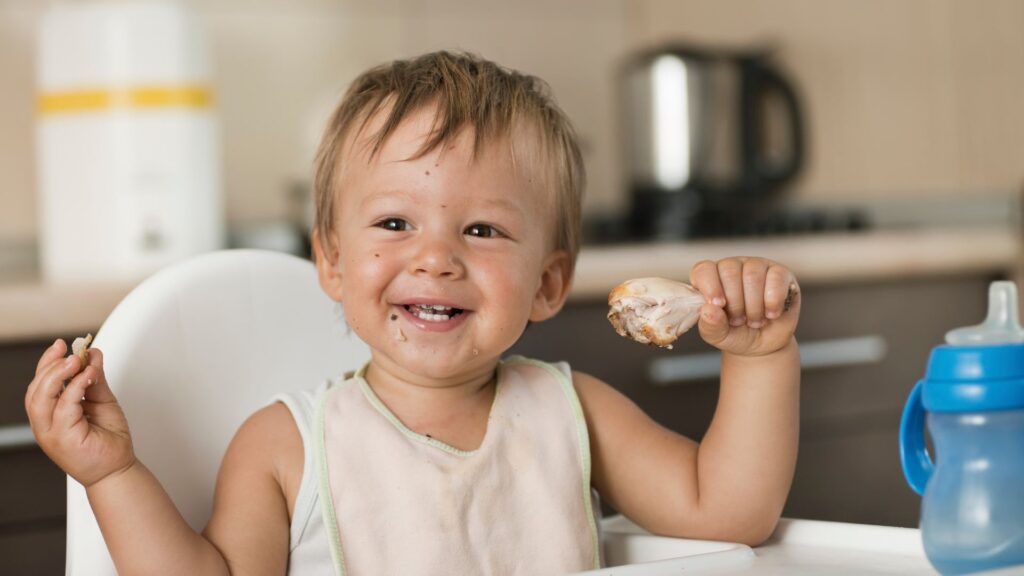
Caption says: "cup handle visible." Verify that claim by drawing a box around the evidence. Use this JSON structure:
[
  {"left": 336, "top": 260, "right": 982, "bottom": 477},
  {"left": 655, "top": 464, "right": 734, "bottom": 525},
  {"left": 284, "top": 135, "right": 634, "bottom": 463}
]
[{"left": 899, "top": 380, "right": 934, "bottom": 496}]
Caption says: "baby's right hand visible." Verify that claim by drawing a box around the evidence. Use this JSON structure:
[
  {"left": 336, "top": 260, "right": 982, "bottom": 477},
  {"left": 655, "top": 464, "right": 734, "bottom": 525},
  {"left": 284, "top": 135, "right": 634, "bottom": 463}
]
[{"left": 25, "top": 339, "right": 136, "bottom": 488}]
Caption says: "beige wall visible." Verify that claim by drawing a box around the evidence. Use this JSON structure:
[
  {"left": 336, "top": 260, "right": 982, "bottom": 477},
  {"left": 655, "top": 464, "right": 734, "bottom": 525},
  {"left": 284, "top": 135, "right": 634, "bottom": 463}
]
[{"left": 2, "top": 0, "right": 1023, "bottom": 244}]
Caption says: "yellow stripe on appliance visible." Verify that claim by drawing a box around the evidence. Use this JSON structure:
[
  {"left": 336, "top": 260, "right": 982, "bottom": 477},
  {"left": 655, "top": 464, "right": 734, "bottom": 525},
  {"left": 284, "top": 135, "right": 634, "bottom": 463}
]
[{"left": 37, "top": 86, "right": 213, "bottom": 115}]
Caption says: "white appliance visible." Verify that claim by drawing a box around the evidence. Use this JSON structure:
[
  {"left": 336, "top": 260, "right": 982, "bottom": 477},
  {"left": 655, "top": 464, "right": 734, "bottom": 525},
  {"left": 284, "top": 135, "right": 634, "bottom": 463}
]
[{"left": 36, "top": 0, "right": 224, "bottom": 283}]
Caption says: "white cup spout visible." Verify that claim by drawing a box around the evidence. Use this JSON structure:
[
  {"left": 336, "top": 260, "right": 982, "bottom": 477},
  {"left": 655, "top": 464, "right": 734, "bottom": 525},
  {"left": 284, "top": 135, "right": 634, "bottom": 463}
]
[{"left": 945, "top": 281, "right": 1024, "bottom": 345}]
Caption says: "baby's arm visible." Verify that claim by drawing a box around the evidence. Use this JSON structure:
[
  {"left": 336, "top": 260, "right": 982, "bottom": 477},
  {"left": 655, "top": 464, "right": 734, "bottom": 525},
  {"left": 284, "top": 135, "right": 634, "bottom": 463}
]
[
  {"left": 581, "top": 257, "right": 800, "bottom": 545},
  {"left": 25, "top": 339, "right": 294, "bottom": 575},
  {"left": 87, "top": 405, "right": 297, "bottom": 575}
]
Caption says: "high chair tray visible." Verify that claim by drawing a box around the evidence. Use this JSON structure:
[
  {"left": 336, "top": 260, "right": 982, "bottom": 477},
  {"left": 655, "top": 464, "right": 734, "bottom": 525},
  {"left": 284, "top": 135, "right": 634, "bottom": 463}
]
[{"left": 575, "top": 515, "right": 938, "bottom": 575}]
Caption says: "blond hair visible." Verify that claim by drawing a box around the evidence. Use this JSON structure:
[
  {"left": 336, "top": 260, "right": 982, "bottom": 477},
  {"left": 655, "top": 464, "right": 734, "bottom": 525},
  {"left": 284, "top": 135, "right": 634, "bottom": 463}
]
[{"left": 312, "top": 51, "right": 584, "bottom": 272}]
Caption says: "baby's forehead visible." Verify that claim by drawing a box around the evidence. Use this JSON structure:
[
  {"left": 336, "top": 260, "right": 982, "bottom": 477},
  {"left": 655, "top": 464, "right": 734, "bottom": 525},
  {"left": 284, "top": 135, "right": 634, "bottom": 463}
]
[
  {"left": 343, "top": 107, "right": 555, "bottom": 191},
  {"left": 330, "top": 104, "right": 559, "bottom": 236},
  {"left": 356, "top": 105, "right": 545, "bottom": 165}
]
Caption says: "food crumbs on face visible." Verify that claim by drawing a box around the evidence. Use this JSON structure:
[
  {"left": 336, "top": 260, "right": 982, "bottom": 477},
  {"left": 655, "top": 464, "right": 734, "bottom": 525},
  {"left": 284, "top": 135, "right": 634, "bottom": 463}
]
[
  {"left": 71, "top": 333, "right": 93, "bottom": 364},
  {"left": 394, "top": 326, "right": 407, "bottom": 342}
]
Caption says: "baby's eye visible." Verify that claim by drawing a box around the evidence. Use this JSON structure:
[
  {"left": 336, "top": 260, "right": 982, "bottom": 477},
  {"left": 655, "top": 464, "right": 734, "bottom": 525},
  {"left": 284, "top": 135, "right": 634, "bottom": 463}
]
[
  {"left": 375, "top": 218, "right": 409, "bottom": 232},
  {"left": 464, "top": 223, "right": 503, "bottom": 238}
]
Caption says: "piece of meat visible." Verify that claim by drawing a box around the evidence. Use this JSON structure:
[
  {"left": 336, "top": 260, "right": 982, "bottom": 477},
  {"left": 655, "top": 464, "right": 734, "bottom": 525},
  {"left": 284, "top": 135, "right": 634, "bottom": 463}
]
[
  {"left": 71, "top": 333, "right": 93, "bottom": 364},
  {"left": 607, "top": 278, "right": 705, "bottom": 349}
]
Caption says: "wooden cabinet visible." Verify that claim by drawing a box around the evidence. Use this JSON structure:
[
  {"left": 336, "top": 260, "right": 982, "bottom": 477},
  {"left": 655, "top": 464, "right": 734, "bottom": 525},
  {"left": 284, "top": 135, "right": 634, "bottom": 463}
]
[
  {"left": 0, "top": 448, "right": 66, "bottom": 574},
  {"left": 0, "top": 336, "right": 81, "bottom": 574},
  {"left": 509, "top": 274, "right": 998, "bottom": 527}
]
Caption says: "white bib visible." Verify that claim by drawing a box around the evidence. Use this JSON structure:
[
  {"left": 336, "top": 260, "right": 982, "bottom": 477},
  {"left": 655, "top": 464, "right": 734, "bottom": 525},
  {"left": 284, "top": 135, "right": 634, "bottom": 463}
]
[{"left": 313, "top": 356, "right": 600, "bottom": 575}]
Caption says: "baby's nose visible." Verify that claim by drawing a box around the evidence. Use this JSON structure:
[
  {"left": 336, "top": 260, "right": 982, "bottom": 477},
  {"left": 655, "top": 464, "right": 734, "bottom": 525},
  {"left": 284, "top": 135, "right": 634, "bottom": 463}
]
[{"left": 410, "top": 239, "right": 465, "bottom": 279}]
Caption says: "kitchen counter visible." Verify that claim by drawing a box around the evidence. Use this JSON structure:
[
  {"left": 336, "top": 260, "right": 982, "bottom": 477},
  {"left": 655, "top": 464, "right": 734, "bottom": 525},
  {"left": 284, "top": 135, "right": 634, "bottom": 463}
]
[
  {"left": 571, "top": 225, "right": 1020, "bottom": 299},
  {"left": 0, "top": 225, "right": 1019, "bottom": 343}
]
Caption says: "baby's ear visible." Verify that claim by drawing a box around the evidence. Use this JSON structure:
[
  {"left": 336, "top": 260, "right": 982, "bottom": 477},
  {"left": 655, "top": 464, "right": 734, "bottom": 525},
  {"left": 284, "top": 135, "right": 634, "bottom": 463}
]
[
  {"left": 312, "top": 229, "right": 345, "bottom": 303},
  {"left": 530, "top": 250, "right": 573, "bottom": 322}
]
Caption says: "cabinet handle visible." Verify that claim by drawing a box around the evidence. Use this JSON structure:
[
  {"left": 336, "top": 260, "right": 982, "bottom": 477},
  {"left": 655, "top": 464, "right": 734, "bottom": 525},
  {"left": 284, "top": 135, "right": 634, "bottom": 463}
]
[
  {"left": 648, "top": 335, "right": 888, "bottom": 386},
  {"left": 0, "top": 424, "right": 36, "bottom": 450}
]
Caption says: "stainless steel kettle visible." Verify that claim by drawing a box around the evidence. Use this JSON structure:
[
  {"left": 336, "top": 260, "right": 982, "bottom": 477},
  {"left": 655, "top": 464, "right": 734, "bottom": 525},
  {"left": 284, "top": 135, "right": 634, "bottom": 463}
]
[{"left": 622, "top": 44, "right": 805, "bottom": 239}]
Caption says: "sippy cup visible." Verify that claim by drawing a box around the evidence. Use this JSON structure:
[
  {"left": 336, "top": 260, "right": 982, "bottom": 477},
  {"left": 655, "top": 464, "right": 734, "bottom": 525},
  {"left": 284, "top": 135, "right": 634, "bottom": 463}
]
[{"left": 900, "top": 281, "right": 1024, "bottom": 575}]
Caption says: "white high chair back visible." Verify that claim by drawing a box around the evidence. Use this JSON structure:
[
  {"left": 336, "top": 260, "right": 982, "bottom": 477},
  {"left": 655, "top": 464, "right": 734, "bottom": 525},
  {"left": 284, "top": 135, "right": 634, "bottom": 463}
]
[{"left": 65, "top": 249, "right": 370, "bottom": 574}]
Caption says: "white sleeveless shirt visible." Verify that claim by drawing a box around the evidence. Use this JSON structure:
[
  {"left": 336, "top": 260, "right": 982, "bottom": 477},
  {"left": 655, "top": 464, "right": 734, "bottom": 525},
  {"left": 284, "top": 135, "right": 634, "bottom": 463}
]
[{"left": 273, "top": 356, "right": 601, "bottom": 575}]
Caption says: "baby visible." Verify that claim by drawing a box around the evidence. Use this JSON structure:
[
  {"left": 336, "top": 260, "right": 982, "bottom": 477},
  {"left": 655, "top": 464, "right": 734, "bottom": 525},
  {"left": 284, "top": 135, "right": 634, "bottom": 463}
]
[{"left": 25, "top": 51, "right": 801, "bottom": 575}]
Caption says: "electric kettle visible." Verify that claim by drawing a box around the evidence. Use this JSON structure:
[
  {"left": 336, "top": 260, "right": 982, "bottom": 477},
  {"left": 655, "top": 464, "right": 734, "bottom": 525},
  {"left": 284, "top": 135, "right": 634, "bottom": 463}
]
[{"left": 622, "top": 44, "right": 805, "bottom": 239}]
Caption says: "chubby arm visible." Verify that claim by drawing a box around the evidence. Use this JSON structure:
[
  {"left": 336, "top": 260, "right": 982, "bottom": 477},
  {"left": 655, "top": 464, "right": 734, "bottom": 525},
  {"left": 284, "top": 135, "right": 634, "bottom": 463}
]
[
  {"left": 203, "top": 403, "right": 300, "bottom": 574},
  {"left": 85, "top": 461, "right": 232, "bottom": 575},
  {"left": 25, "top": 340, "right": 296, "bottom": 575},
  {"left": 582, "top": 257, "right": 801, "bottom": 546},
  {"left": 576, "top": 346, "right": 798, "bottom": 546},
  {"left": 85, "top": 403, "right": 297, "bottom": 575}
]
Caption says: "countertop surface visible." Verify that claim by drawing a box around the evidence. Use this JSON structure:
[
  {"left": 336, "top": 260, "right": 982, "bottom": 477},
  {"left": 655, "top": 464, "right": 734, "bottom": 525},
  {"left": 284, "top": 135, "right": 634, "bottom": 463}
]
[
  {"left": 1, "top": 225, "right": 1019, "bottom": 343},
  {"left": 571, "top": 225, "right": 1019, "bottom": 297}
]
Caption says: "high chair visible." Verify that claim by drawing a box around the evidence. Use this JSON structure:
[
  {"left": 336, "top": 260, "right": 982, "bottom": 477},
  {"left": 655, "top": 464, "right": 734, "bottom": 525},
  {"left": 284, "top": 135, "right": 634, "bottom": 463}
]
[
  {"left": 65, "top": 249, "right": 371, "bottom": 574},
  {"left": 66, "top": 249, "right": 771, "bottom": 575}
]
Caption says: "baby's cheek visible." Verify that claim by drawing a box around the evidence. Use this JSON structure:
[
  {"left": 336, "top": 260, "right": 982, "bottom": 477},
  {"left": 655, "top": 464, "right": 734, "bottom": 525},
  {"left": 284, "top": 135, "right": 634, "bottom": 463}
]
[
  {"left": 342, "top": 306, "right": 376, "bottom": 345},
  {"left": 347, "top": 252, "right": 390, "bottom": 283}
]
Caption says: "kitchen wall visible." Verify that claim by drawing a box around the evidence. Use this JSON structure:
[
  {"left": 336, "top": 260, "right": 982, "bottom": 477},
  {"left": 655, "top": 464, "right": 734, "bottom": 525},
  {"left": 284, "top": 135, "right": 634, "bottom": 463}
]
[{"left": 1, "top": 0, "right": 1023, "bottom": 245}]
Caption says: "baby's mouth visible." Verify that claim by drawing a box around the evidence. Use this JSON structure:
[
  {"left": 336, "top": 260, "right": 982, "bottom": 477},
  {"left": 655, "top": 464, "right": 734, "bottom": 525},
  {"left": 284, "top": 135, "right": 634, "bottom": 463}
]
[{"left": 403, "top": 304, "right": 466, "bottom": 322}]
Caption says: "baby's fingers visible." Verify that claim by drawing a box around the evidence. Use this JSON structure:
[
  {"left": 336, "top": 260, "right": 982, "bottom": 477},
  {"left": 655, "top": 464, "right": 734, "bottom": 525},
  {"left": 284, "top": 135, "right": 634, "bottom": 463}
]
[
  {"left": 81, "top": 349, "right": 116, "bottom": 404},
  {"left": 697, "top": 302, "right": 730, "bottom": 345},
  {"left": 54, "top": 367, "right": 99, "bottom": 434},
  {"left": 742, "top": 259, "right": 769, "bottom": 328},
  {"left": 689, "top": 260, "right": 727, "bottom": 307},
  {"left": 717, "top": 259, "right": 747, "bottom": 326},
  {"left": 27, "top": 339, "right": 69, "bottom": 404},
  {"left": 35, "top": 338, "right": 67, "bottom": 376},
  {"left": 764, "top": 265, "right": 798, "bottom": 319},
  {"left": 27, "top": 354, "right": 82, "bottom": 435}
]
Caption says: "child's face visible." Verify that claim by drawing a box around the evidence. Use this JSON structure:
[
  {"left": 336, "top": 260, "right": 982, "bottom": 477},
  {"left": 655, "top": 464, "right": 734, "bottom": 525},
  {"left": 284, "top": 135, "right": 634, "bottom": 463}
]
[{"left": 315, "top": 105, "right": 570, "bottom": 382}]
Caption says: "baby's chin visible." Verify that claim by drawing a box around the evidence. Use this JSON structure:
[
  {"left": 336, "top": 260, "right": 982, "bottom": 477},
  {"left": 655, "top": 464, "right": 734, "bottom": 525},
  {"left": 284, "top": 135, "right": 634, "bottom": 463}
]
[{"left": 386, "top": 345, "right": 495, "bottom": 381}]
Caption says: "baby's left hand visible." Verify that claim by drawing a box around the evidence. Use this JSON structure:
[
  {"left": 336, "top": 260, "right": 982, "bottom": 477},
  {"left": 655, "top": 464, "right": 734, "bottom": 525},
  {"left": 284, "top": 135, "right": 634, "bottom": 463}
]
[{"left": 689, "top": 257, "right": 801, "bottom": 357}]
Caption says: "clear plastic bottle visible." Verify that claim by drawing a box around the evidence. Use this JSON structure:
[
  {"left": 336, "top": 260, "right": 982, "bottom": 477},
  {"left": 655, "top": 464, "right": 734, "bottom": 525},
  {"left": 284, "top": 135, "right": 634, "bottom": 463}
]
[
  {"left": 901, "top": 281, "right": 1024, "bottom": 575},
  {"left": 922, "top": 410, "right": 1024, "bottom": 574}
]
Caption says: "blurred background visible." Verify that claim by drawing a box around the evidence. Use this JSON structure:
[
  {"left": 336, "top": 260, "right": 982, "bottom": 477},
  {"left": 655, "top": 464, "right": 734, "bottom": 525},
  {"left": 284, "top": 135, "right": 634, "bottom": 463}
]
[
  {"left": 3, "top": 0, "right": 1024, "bottom": 572},
  {"left": 2, "top": 0, "right": 1023, "bottom": 258}
]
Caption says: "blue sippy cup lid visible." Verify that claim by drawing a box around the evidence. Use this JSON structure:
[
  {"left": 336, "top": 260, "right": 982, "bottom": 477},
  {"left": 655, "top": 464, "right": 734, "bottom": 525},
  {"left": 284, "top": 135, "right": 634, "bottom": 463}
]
[{"left": 922, "top": 281, "right": 1024, "bottom": 412}]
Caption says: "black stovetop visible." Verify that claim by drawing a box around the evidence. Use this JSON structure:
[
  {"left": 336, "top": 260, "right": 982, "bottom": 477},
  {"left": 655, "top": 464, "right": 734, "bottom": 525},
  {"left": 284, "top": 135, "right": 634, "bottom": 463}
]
[{"left": 583, "top": 207, "right": 871, "bottom": 245}]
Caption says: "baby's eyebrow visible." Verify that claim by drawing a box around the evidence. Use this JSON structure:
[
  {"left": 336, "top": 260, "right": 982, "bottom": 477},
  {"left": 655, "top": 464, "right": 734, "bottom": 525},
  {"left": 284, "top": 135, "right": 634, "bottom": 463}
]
[
  {"left": 361, "top": 189, "right": 525, "bottom": 218},
  {"left": 476, "top": 197, "right": 524, "bottom": 217},
  {"left": 359, "top": 189, "right": 417, "bottom": 210}
]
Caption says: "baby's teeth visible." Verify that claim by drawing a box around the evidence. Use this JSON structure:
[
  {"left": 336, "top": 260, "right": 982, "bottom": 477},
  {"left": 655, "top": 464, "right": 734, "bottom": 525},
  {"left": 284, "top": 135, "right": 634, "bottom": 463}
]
[{"left": 412, "top": 309, "right": 451, "bottom": 321}]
